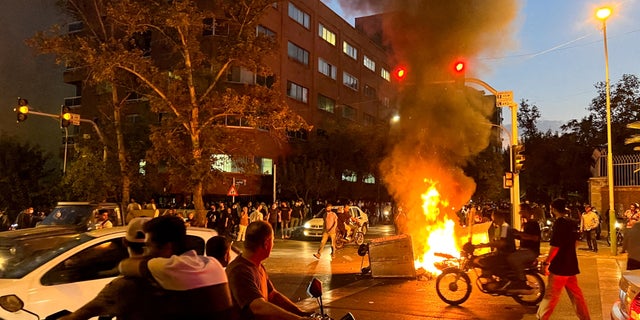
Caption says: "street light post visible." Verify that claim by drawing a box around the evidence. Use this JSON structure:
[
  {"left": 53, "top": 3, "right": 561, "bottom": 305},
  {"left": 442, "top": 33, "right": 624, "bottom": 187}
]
[{"left": 597, "top": 6, "right": 617, "bottom": 255}]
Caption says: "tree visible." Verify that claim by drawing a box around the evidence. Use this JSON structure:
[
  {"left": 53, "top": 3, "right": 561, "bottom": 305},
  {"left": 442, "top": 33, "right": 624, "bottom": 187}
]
[
  {"left": 32, "top": 0, "right": 306, "bottom": 224},
  {"left": 0, "top": 133, "right": 62, "bottom": 217},
  {"left": 517, "top": 99, "right": 541, "bottom": 140}
]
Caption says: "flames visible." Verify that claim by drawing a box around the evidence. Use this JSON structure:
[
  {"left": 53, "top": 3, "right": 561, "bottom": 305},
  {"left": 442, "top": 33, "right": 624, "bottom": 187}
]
[{"left": 411, "top": 180, "right": 490, "bottom": 275}]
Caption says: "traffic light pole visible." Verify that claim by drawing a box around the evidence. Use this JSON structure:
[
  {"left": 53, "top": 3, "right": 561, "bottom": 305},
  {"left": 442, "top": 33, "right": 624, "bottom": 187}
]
[
  {"left": 465, "top": 78, "right": 521, "bottom": 231},
  {"left": 18, "top": 110, "right": 107, "bottom": 163}
]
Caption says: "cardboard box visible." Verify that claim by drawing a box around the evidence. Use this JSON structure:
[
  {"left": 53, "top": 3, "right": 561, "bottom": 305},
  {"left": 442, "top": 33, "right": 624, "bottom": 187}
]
[{"left": 368, "top": 234, "right": 416, "bottom": 278}]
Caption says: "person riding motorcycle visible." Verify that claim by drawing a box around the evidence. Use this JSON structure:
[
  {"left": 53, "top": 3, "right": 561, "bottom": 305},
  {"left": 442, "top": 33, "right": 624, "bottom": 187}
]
[
  {"left": 508, "top": 203, "right": 541, "bottom": 294},
  {"left": 472, "top": 210, "right": 519, "bottom": 291},
  {"left": 336, "top": 207, "right": 353, "bottom": 240}
]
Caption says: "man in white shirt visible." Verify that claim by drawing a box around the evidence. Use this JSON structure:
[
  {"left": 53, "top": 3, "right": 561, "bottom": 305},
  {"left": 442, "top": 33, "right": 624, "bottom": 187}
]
[{"left": 313, "top": 203, "right": 338, "bottom": 259}]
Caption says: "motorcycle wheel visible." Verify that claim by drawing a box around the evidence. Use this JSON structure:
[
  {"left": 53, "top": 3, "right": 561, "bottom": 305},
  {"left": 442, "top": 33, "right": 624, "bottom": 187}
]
[
  {"left": 361, "top": 224, "right": 368, "bottom": 235},
  {"left": 512, "top": 272, "right": 545, "bottom": 306},
  {"left": 617, "top": 231, "right": 624, "bottom": 247},
  {"left": 354, "top": 232, "right": 365, "bottom": 245},
  {"left": 335, "top": 237, "right": 345, "bottom": 249},
  {"left": 435, "top": 268, "right": 472, "bottom": 306}
]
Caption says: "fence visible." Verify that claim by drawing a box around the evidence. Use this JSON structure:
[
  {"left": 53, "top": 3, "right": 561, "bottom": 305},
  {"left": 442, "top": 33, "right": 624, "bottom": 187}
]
[{"left": 594, "top": 153, "right": 640, "bottom": 186}]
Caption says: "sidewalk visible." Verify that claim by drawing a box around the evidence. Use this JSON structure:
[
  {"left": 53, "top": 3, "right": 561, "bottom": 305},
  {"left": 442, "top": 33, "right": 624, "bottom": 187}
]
[{"left": 297, "top": 240, "right": 627, "bottom": 319}]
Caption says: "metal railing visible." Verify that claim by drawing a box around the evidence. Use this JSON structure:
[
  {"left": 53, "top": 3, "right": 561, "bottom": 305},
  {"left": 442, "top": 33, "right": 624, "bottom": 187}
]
[{"left": 595, "top": 153, "right": 640, "bottom": 186}]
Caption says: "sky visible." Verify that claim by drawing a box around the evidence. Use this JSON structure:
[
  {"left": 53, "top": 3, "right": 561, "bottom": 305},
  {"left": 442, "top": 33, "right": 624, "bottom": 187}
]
[{"left": 324, "top": 0, "right": 640, "bottom": 123}]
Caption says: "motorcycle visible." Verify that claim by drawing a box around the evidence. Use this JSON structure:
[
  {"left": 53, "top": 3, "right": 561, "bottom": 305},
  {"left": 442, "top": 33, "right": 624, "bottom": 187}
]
[
  {"left": 434, "top": 242, "right": 546, "bottom": 306},
  {"left": 335, "top": 221, "right": 365, "bottom": 249},
  {"left": 606, "top": 220, "right": 624, "bottom": 247},
  {"left": 306, "top": 278, "right": 355, "bottom": 320},
  {"left": 539, "top": 218, "right": 553, "bottom": 242}
]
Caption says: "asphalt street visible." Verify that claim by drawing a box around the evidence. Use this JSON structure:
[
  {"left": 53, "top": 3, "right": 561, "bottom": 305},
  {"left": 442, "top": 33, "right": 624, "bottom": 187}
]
[{"left": 262, "top": 224, "right": 626, "bottom": 319}]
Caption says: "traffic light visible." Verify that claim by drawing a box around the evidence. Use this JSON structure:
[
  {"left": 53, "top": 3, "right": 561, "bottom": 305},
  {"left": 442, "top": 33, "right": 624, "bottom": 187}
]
[
  {"left": 14, "top": 98, "right": 29, "bottom": 123},
  {"left": 393, "top": 65, "right": 407, "bottom": 82},
  {"left": 452, "top": 60, "right": 466, "bottom": 88},
  {"left": 512, "top": 144, "right": 525, "bottom": 173},
  {"left": 60, "top": 106, "right": 72, "bottom": 128}
]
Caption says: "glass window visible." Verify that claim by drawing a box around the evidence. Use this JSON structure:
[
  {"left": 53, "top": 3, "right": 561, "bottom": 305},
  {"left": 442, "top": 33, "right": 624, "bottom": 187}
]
[
  {"left": 380, "top": 68, "right": 391, "bottom": 81},
  {"left": 261, "top": 158, "right": 273, "bottom": 175},
  {"left": 318, "top": 58, "right": 337, "bottom": 79},
  {"left": 257, "top": 25, "right": 275, "bottom": 38},
  {"left": 364, "top": 84, "right": 376, "bottom": 98},
  {"left": 343, "top": 72, "right": 359, "bottom": 91},
  {"left": 288, "top": 2, "right": 310, "bottom": 29},
  {"left": 287, "top": 81, "right": 308, "bottom": 103},
  {"left": 363, "top": 174, "right": 376, "bottom": 184},
  {"left": 318, "top": 24, "right": 336, "bottom": 45},
  {"left": 318, "top": 94, "right": 335, "bottom": 113},
  {"left": 363, "top": 113, "right": 376, "bottom": 126},
  {"left": 342, "top": 105, "right": 357, "bottom": 121},
  {"left": 288, "top": 42, "right": 309, "bottom": 66},
  {"left": 342, "top": 41, "right": 357, "bottom": 60},
  {"left": 342, "top": 170, "right": 357, "bottom": 182},
  {"left": 227, "top": 66, "right": 255, "bottom": 84},
  {"left": 364, "top": 56, "right": 376, "bottom": 71}
]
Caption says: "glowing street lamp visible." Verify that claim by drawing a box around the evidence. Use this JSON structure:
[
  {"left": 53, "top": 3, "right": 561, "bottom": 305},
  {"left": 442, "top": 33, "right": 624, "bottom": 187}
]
[{"left": 596, "top": 6, "right": 616, "bottom": 255}]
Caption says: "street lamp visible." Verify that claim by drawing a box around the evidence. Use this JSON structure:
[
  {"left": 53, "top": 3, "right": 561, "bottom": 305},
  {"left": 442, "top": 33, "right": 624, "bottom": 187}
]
[{"left": 596, "top": 6, "right": 616, "bottom": 255}]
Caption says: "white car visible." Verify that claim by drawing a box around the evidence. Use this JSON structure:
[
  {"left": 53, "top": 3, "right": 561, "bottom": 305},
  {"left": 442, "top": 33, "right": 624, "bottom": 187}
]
[
  {"left": 300, "top": 206, "right": 368, "bottom": 238},
  {"left": 611, "top": 269, "right": 640, "bottom": 320},
  {"left": 0, "top": 226, "right": 218, "bottom": 319}
]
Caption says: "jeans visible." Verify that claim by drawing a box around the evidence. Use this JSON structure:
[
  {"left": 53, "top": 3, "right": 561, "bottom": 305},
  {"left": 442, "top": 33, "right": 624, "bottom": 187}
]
[
  {"left": 584, "top": 229, "right": 597, "bottom": 251},
  {"left": 537, "top": 273, "right": 590, "bottom": 320},
  {"left": 507, "top": 248, "right": 537, "bottom": 282},
  {"left": 317, "top": 231, "right": 336, "bottom": 256}
]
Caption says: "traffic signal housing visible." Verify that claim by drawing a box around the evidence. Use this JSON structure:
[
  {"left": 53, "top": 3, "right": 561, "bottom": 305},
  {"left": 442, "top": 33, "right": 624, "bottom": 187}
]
[
  {"left": 60, "top": 106, "right": 72, "bottom": 128},
  {"left": 452, "top": 60, "right": 466, "bottom": 88},
  {"left": 512, "top": 144, "right": 525, "bottom": 173},
  {"left": 14, "top": 98, "right": 29, "bottom": 123},
  {"left": 393, "top": 65, "right": 407, "bottom": 82}
]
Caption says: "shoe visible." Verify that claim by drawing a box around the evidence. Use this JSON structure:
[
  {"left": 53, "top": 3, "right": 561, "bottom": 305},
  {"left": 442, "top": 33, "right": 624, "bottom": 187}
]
[
  {"left": 313, "top": 253, "right": 320, "bottom": 259},
  {"left": 507, "top": 281, "right": 535, "bottom": 295}
]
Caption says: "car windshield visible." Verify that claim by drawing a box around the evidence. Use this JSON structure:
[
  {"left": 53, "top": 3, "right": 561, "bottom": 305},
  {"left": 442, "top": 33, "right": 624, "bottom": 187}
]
[
  {"left": 40, "top": 206, "right": 93, "bottom": 227},
  {"left": 0, "top": 233, "right": 93, "bottom": 279}
]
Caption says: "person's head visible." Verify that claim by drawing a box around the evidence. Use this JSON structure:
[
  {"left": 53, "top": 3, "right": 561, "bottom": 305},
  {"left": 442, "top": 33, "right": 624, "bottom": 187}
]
[
  {"left": 584, "top": 204, "right": 592, "bottom": 212},
  {"left": 26, "top": 207, "right": 34, "bottom": 214},
  {"left": 243, "top": 221, "right": 273, "bottom": 258},
  {"left": 125, "top": 217, "right": 151, "bottom": 256},
  {"left": 242, "top": 206, "right": 248, "bottom": 213},
  {"left": 143, "top": 215, "right": 187, "bottom": 258},
  {"left": 550, "top": 198, "right": 568, "bottom": 217},
  {"left": 491, "top": 210, "right": 508, "bottom": 225},
  {"left": 519, "top": 203, "right": 533, "bottom": 220},
  {"left": 96, "top": 209, "right": 109, "bottom": 222},
  {"left": 206, "top": 236, "right": 231, "bottom": 267},
  {"left": 281, "top": 202, "right": 287, "bottom": 208},
  {"left": 326, "top": 203, "right": 333, "bottom": 211}
]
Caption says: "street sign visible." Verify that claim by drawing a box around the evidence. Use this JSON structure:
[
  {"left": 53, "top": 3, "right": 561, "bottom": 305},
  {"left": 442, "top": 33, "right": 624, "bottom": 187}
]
[
  {"left": 70, "top": 113, "right": 81, "bottom": 126},
  {"left": 496, "top": 91, "right": 513, "bottom": 107},
  {"left": 227, "top": 185, "right": 238, "bottom": 196}
]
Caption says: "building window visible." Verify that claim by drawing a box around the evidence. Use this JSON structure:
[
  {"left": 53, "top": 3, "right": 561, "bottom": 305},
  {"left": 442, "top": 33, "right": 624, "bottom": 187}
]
[
  {"left": 363, "top": 113, "right": 376, "bottom": 126},
  {"left": 139, "top": 159, "right": 146, "bottom": 176},
  {"left": 342, "top": 105, "right": 356, "bottom": 121},
  {"left": 363, "top": 84, "right": 376, "bottom": 98},
  {"left": 211, "top": 154, "right": 242, "bottom": 173},
  {"left": 257, "top": 25, "right": 275, "bottom": 38},
  {"left": 317, "top": 94, "right": 335, "bottom": 113},
  {"left": 318, "top": 58, "right": 337, "bottom": 79},
  {"left": 227, "top": 66, "right": 255, "bottom": 84},
  {"left": 382, "top": 97, "right": 390, "bottom": 107},
  {"left": 318, "top": 24, "right": 336, "bottom": 46},
  {"left": 343, "top": 72, "right": 359, "bottom": 91},
  {"left": 342, "top": 170, "right": 357, "bottom": 182},
  {"left": 68, "top": 21, "right": 83, "bottom": 34},
  {"left": 256, "top": 74, "right": 275, "bottom": 88},
  {"left": 364, "top": 56, "right": 376, "bottom": 72},
  {"left": 287, "top": 42, "right": 309, "bottom": 66},
  {"left": 343, "top": 41, "right": 357, "bottom": 60},
  {"left": 380, "top": 68, "right": 391, "bottom": 81},
  {"left": 288, "top": 2, "right": 310, "bottom": 29},
  {"left": 261, "top": 158, "right": 273, "bottom": 175},
  {"left": 287, "top": 81, "right": 308, "bottom": 103},
  {"left": 363, "top": 174, "right": 376, "bottom": 184}
]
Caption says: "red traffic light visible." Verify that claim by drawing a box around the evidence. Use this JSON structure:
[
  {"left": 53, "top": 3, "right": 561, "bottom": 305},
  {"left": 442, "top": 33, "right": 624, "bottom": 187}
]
[
  {"left": 393, "top": 65, "right": 407, "bottom": 81},
  {"left": 453, "top": 61, "right": 465, "bottom": 73}
]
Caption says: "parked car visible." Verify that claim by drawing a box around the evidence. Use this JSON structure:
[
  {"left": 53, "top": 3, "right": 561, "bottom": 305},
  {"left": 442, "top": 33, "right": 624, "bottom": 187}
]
[
  {"left": 297, "top": 206, "right": 368, "bottom": 239},
  {"left": 0, "top": 226, "right": 218, "bottom": 319},
  {"left": 37, "top": 202, "right": 125, "bottom": 231},
  {"left": 611, "top": 269, "right": 640, "bottom": 320}
]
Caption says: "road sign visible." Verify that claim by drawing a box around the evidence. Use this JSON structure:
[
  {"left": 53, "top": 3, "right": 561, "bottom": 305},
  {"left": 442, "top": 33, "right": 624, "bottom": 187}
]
[
  {"left": 227, "top": 185, "right": 238, "bottom": 196},
  {"left": 496, "top": 91, "right": 513, "bottom": 107},
  {"left": 70, "top": 113, "right": 81, "bottom": 126}
]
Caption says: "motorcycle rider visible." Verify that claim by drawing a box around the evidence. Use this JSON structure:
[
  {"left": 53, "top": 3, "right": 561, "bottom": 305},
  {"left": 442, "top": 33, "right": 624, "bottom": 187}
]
[
  {"left": 473, "top": 210, "right": 517, "bottom": 291},
  {"left": 508, "top": 203, "right": 540, "bottom": 294}
]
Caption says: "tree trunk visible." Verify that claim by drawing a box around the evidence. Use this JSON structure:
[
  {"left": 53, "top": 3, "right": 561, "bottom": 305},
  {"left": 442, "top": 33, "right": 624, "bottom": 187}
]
[{"left": 113, "top": 88, "right": 131, "bottom": 211}]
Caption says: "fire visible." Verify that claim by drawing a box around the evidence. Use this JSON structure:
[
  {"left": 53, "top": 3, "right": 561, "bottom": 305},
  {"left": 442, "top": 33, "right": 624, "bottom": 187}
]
[{"left": 413, "top": 181, "right": 460, "bottom": 274}]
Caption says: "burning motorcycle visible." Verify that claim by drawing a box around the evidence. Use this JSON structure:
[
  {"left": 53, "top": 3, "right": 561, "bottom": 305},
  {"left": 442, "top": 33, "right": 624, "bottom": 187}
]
[{"left": 434, "top": 242, "right": 545, "bottom": 306}]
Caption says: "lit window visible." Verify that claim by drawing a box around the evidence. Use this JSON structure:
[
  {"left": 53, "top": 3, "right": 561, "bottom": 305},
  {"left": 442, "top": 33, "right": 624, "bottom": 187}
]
[
  {"left": 288, "top": 3, "right": 310, "bottom": 29},
  {"left": 139, "top": 159, "right": 146, "bottom": 176},
  {"left": 288, "top": 42, "right": 309, "bottom": 66},
  {"left": 364, "top": 56, "right": 376, "bottom": 72},
  {"left": 318, "top": 24, "right": 336, "bottom": 45},
  {"left": 318, "top": 94, "right": 335, "bottom": 113},
  {"left": 343, "top": 72, "right": 359, "bottom": 91},
  {"left": 343, "top": 41, "right": 357, "bottom": 60},
  {"left": 287, "top": 81, "right": 308, "bottom": 103},
  {"left": 363, "top": 174, "right": 376, "bottom": 184},
  {"left": 318, "top": 58, "right": 337, "bottom": 79},
  {"left": 261, "top": 158, "right": 273, "bottom": 175},
  {"left": 342, "top": 170, "right": 357, "bottom": 182},
  {"left": 380, "top": 68, "right": 390, "bottom": 81}
]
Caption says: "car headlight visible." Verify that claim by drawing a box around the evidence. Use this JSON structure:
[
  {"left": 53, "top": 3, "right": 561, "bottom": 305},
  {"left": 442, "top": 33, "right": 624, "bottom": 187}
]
[
  {"left": 546, "top": 220, "right": 552, "bottom": 226},
  {"left": 615, "top": 221, "right": 623, "bottom": 229},
  {"left": 304, "top": 221, "right": 311, "bottom": 228}
]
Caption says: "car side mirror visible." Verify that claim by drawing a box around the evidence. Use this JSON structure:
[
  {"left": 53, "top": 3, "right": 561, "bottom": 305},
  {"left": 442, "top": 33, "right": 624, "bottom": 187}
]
[
  {"left": 0, "top": 294, "right": 24, "bottom": 313},
  {"left": 307, "top": 278, "right": 323, "bottom": 298}
]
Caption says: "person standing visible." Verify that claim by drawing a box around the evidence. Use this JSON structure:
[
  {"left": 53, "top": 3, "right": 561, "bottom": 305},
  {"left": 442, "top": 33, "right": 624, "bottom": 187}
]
[
  {"left": 579, "top": 204, "right": 599, "bottom": 252},
  {"left": 237, "top": 206, "right": 250, "bottom": 242},
  {"left": 280, "top": 202, "right": 292, "bottom": 239},
  {"left": 267, "top": 203, "right": 279, "bottom": 237},
  {"left": 290, "top": 200, "right": 303, "bottom": 229},
  {"left": 249, "top": 204, "right": 264, "bottom": 223},
  {"left": 206, "top": 204, "right": 217, "bottom": 230},
  {"left": 14, "top": 207, "right": 35, "bottom": 229},
  {"left": 313, "top": 204, "right": 337, "bottom": 259},
  {"left": 537, "top": 198, "right": 590, "bottom": 320}
]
